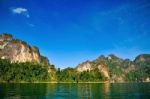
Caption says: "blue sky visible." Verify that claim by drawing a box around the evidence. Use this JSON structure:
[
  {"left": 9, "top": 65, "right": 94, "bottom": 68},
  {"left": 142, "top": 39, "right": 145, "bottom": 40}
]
[{"left": 0, "top": 0, "right": 150, "bottom": 68}]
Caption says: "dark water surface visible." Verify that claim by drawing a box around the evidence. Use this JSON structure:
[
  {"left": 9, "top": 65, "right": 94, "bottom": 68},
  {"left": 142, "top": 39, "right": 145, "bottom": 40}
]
[{"left": 0, "top": 83, "right": 150, "bottom": 99}]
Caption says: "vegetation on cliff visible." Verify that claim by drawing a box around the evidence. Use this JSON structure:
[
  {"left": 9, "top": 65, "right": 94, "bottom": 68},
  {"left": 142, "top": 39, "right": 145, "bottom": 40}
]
[
  {"left": 0, "top": 33, "right": 149, "bottom": 83},
  {"left": 56, "top": 67, "right": 107, "bottom": 82},
  {"left": 0, "top": 59, "right": 56, "bottom": 82},
  {"left": 0, "top": 33, "right": 56, "bottom": 82},
  {"left": 76, "top": 54, "right": 150, "bottom": 82},
  {"left": 0, "top": 53, "right": 149, "bottom": 83}
]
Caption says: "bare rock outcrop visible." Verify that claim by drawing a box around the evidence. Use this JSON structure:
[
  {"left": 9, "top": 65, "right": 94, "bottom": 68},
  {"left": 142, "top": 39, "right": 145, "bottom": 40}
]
[{"left": 0, "top": 33, "right": 48, "bottom": 64}]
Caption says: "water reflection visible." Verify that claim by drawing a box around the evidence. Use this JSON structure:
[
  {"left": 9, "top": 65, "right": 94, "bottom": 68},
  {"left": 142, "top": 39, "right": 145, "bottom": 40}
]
[
  {"left": 47, "top": 84, "right": 75, "bottom": 98},
  {"left": 101, "top": 83, "right": 110, "bottom": 99},
  {"left": 77, "top": 84, "right": 92, "bottom": 99},
  {"left": 0, "top": 83, "right": 47, "bottom": 99},
  {"left": 0, "top": 83, "right": 150, "bottom": 99}
]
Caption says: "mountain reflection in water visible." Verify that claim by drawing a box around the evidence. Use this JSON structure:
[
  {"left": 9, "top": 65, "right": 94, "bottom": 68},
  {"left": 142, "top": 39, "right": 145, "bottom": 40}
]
[{"left": 0, "top": 83, "right": 150, "bottom": 99}]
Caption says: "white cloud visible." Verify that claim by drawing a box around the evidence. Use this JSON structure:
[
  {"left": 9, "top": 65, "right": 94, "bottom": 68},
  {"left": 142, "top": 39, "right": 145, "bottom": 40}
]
[
  {"left": 11, "top": 7, "right": 30, "bottom": 18},
  {"left": 12, "top": 8, "right": 27, "bottom": 14}
]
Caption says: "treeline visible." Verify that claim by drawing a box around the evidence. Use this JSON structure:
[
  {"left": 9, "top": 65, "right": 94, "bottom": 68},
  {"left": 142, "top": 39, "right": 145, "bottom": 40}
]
[
  {"left": 56, "top": 68, "right": 108, "bottom": 82},
  {"left": 0, "top": 59, "right": 107, "bottom": 82},
  {"left": 0, "top": 57, "right": 150, "bottom": 82},
  {"left": 0, "top": 59, "right": 52, "bottom": 82}
]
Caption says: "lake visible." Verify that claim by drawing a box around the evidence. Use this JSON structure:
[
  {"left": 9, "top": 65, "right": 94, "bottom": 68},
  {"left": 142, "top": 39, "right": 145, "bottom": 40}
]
[{"left": 0, "top": 83, "right": 150, "bottom": 99}]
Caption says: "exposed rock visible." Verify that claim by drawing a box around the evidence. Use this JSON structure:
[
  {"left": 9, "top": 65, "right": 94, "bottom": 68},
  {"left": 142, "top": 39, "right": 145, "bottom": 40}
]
[
  {"left": 98, "top": 64, "right": 110, "bottom": 79},
  {"left": 134, "top": 54, "right": 150, "bottom": 63},
  {"left": 76, "top": 58, "right": 110, "bottom": 80},
  {"left": 0, "top": 33, "right": 49, "bottom": 64},
  {"left": 76, "top": 61, "right": 93, "bottom": 72},
  {"left": 76, "top": 54, "right": 150, "bottom": 82}
]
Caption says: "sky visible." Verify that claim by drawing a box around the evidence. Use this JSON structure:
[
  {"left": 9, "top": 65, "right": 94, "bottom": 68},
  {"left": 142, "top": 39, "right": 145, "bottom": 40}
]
[{"left": 0, "top": 0, "right": 150, "bottom": 68}]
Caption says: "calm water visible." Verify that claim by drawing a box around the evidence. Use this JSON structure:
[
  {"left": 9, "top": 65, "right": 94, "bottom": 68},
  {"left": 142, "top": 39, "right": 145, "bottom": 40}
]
[{"left": 0, "top": 83, "right": 150, "bottom": 99}]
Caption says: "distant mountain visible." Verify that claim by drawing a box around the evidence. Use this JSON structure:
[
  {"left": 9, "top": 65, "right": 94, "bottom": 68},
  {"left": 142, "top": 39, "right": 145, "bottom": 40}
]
[
  {"left": 76, "top": 54, "right": 150, "bottom": 82},
  {"left": 0, "top": 33, "right": 49, "bottom": 65}
]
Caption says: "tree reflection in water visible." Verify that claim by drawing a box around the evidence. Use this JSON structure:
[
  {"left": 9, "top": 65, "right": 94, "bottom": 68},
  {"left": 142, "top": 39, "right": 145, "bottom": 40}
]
[
  {"left": 77, "top": 84, "right": 92, "bottom": 99},
  {"left": 0, "top": 83, "right": 150, "bottom": 99},
  {"left": 0, "top": 83, "right": 47, "bottom": 99}
]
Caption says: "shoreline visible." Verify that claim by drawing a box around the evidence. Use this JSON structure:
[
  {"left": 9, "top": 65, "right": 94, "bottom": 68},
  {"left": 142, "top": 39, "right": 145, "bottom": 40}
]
[
  {"left": 0, "top": 81, "right": 149, "bottom": 84},
  {"left": 0, "top": 81, "right": 108, "bottom": 83}
]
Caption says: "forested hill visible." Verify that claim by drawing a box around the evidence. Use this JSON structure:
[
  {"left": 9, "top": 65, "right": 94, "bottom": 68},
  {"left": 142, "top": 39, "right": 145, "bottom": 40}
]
[
  {"left": 55, "top": 54, "right": 150, "bottom": 83},
  {"left": 0, "top": 33, "right": 56, "bottom": 82},
  {"left": 0, "top": 33, "right": 150, "bottom": 83},
  {"left": 76, "top": 54, "right": 150, "bottom": 82}
]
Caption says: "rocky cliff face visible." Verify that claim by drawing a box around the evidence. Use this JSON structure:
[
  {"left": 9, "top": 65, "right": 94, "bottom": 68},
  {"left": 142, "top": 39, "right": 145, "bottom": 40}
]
[
  {"left": 76, "top": 61, "right": 93, "bottom": 72},
  {"left": 134, "top": 54, "right": 150, "bottom": 63},
  {"left": 0, "top": 33, "right": 49, "bottom": 64},
  {"left": 76, "top": 54, "right": 150, "bottom": 82},
  {"left": 76, "top": 58, "right": 110, "bottom": 80},
  {"left": 98, "top": 64, "right": 110, "bottom": 79}
]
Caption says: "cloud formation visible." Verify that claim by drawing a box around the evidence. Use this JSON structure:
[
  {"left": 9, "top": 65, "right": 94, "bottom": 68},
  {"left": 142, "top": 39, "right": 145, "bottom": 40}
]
[{"left": 11, "top": 7, "right": 30, "bottom": 18}]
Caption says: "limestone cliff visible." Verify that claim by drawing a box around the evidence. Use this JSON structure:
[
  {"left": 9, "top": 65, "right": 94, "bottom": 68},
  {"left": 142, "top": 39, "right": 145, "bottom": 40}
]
[
  {"left": 0, "top": 33, "right": 49, "bottom": 64},
  {"left": 76, "top": 61, "right": 93, "bottom": 72},
  {"left": 76, "top": 59, "right": 110, "bottom": 80},
  {"left": 98, "top": 64, "right": 110, "bottom": 79},
  {"left": 134, "top": 54, "right": 150, "bottom": 63},
  {"left": 76, "top": 54, "right": 141, "bottom": 82},
  {"left": 76, "top": 53, "right": 150, "bottom": 82}
]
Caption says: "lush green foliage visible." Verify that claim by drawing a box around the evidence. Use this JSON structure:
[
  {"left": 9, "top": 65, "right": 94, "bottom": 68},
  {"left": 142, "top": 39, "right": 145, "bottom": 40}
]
[
  {"left": 0, "top": 59, "right": 52, "bottom": 82},
  {"left": 56, "top": 68, "right": 106, "bottom": 82},
  {"left": 125, "top": 70, "right": 149, "bottom": 81},
  {"left": 0, "top": 54, "right": 150, "bottom": 82},
  {"left": 87, "top": 54, "right": 150, "bottom": 82},
  {"left": 125, "top": 61, "right": 150, "bottom": 81}
]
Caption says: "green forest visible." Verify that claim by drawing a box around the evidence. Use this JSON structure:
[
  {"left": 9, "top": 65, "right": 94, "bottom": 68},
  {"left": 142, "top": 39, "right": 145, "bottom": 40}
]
[
  {"left": 0, "top": 57, "right": 150, "bottom": 83},
  {"left": 0, "top": 33, "right": 149, "bottom": 83},
  {"left": 0, "top": 59, "right": 52, "bottom": 82},
  {"left": 56, "top": 68, "right": 108, "bottom": 82},
  {"left": 0, "top": 59, "right": 108, "bottom": 82}
]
